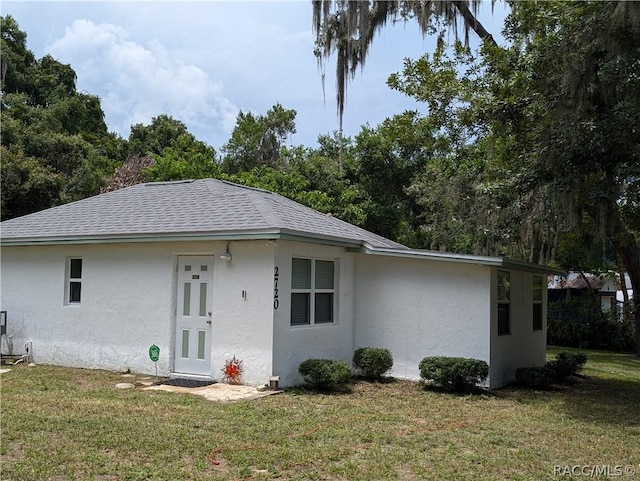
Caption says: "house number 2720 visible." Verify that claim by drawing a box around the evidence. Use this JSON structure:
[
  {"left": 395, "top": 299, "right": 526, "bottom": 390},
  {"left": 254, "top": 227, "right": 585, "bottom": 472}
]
[{"left": 273, "top": 267, "right": 279, "bottom": 309}]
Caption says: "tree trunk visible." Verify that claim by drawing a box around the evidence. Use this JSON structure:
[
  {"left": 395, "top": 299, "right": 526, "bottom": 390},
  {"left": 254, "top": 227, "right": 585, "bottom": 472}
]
[
  {"left": 614, "top": 242, "right": 640, "bottom": 356},
  {"left": 617, "top": 253, "right": 632, "bottom": 322}
]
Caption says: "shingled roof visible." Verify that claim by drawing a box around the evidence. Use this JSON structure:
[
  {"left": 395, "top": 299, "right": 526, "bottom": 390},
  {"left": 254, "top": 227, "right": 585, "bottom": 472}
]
[{"left": 0, "top": 179, "right": 406, "bottom": 249}]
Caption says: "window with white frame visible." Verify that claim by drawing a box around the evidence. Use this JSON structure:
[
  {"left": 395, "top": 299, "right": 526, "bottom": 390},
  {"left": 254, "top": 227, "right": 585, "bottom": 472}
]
[
  {"left": 497, "top": 270, "right": 510, "bottom": 335},
  {"left": 66, "top": 257, "right": 83, "bottom": 304},
  {"left": 291, "top": 258, "right": 335, "bottom": 326},
  {"left": 532, "top": 275, "right": 543, "bottom": 331}
]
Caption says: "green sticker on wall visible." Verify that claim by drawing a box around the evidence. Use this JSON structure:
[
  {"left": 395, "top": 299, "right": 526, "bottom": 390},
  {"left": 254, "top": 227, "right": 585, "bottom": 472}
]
[{"left": 149, "top": 344, "right": 160, "bottom": 362}]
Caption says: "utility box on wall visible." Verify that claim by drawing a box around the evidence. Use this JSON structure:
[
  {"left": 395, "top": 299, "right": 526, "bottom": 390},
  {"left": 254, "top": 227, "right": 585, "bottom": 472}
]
[{"left": 0, "top": 311, "right": 6, "bottom": 335}]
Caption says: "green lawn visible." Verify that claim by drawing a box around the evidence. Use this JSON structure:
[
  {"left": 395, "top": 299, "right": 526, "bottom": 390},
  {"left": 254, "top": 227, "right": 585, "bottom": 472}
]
[{"left": 1, "top": 348, "right": 639, "bottom": 480}]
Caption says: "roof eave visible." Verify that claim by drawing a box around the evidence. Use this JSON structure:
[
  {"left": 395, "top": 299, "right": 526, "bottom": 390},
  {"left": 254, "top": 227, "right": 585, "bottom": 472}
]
[
  {"left": 0, "top": 229, "right": 284, "bottom": 247},
  {"left": 352, "top": 244, "right": 565, "bottom": 274},
  {"left": 0, "top": 228, "right": 375, "bottom": 249}
]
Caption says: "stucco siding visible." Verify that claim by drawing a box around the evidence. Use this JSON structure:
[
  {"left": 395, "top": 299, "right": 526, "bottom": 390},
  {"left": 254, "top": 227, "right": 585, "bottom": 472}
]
[
  {"left": 210, "top": 241, "right": 274, "bottom": 386},
  {"left": 0, "top": 241, "right": 275, "bottom": 385},
  {"left": 353, "top": 255, "right": 491, "bottom": 381},
  {"left": 490, "top": 268, "right": 548, "bottom": 387},
  {"left": 271, "top": 241, "right": 354, "bottom": 386},
  {"left": 0, "top": 243, "right": 176, "bottom": 374}
]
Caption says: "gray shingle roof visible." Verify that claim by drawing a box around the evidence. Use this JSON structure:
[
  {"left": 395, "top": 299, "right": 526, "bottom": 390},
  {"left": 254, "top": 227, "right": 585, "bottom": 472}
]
[{"left": 0, "top": 179, "right": 406, "bottom": 249}]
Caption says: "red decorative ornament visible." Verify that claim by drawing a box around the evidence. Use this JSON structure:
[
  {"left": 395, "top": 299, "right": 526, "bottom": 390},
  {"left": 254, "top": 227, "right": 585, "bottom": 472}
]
[{"left": 221, "top": 355, "right": 244, "bottom": 384}]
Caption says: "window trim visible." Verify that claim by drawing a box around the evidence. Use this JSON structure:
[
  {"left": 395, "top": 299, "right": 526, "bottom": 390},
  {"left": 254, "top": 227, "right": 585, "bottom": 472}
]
[
  {"left": 532, "top": 274, "right": 543, "bottom": 331},
  {"left": 65, "top": 257, "right": 83, "bottom": 305},
  {"left": 290, "top": 257, "right": 336, "bottom": 327},
  {"left": 497, "top": 270, "right": 510, "bottom": 336}
]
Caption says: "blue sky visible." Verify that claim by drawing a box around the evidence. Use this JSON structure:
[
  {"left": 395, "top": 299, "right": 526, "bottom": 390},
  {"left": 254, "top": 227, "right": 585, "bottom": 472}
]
[{"left": 3, "top": 1, "right": 508, "bottom": 150}]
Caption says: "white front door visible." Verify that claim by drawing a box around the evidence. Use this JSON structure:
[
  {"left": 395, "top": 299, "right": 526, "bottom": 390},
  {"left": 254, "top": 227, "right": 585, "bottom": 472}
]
[{"left": 174, "top": 256, "right": 214, "bottom": 376}]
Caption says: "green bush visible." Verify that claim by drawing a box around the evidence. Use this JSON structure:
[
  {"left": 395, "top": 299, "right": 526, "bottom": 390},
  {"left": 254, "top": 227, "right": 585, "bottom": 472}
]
[
  {"left": 546, "top": 351, "right": 587, "bottom": 381},
  {"left": 418, "top": 356, "right": 489, "bottom": 392},
  {"left": 353, "top": 347, "right": 394, "bottom": 380},
  {"left": 515, "top": 366, "right": 556, "bottom": 389},
  {"left": 547, "top": 299, "right": 636, "bottom": 352},
  {"left": 298, "top": 359, "right": 352, "bottom": 392}
]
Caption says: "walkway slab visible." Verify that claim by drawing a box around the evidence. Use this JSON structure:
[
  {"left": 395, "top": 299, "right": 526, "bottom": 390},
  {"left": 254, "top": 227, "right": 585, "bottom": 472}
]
[{"left": 143, "top": 381, "right": 280, "bottom": 402}]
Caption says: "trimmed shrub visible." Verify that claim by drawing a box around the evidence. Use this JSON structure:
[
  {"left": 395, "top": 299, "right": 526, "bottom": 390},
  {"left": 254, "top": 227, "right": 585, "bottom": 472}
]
[
  {"left": 515, "top": 366, "right": 556, "bottom": 389},
  {"left": 298, "top": 359, "right": 352, "bottom": 392},
  {"left": 546, "top": 352, "right": 587, "bottom": 381},
  {"left": 419, "top": 356, "right": 489, "bottom": 392},
  {"left": 353, "top": 347, "right": 394, "bottom": 380}
]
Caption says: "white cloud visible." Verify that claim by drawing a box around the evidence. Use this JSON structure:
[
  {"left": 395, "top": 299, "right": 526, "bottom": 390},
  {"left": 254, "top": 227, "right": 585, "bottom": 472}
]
[
  {"left": 48, "top": 19, "right": 238, "bottom": 143},
  {"left": 4, "top": 0, "right": 508, "bottom": 149}
]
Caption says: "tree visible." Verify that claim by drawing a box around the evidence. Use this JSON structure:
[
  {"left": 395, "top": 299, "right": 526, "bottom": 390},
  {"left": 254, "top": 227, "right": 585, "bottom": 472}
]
[
  {"left": 1, "top": 15, "right": 36, "bottom": 95},
  {"left": 492, "top": 1, "right": 640, "bottom": 353},
  {"left": 126, "top": 115, "right": 192, "bottom": 157},
  {"left": 383, "top": 2, "right": 640, "bottom": 355},
  {"left": 221, "top": 103, "right": 297, "bottom": 173},
  {"left": 101, "top": 155, "right": 155, "bottom": 193},
  {"left": 1, "top": 16, "right": 123, "bottom": 219},
  {"left": 312, "top": 0, "right": 496, "bottom": 130},
  {"left": 0, "top": 147, "right": 64, "bottom": 219},
  {"left": 144, "top": 134, "right": 218, "bottom": 182}
]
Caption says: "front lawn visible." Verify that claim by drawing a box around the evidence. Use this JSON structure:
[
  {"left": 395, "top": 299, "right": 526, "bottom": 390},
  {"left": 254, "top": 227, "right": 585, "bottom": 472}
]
[{"left": 1, "top": 348, "right": 639, "bottom": 480}]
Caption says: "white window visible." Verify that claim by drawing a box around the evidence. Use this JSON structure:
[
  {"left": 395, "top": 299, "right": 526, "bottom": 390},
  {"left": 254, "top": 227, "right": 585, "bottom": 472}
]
[
  {"left": 291, "top": 258, "right": 335, "bottom": 326},
  {"left": 532, "top": 275, "right": 543, "bottom": 331},
  {"left": 65, "top": 258, "right": 82, "bottom": 304},
  {"left": 497, "top": 270, "right": 510, "bottom": 335}
]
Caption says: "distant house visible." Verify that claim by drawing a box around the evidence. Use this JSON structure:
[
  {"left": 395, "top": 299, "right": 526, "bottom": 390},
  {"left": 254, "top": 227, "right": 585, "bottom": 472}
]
[
  {"left": 548, "top": 272, "right": 622, "bottom": 315},
  {"left": 0, "top": 179, "right": 560, "bottom": 388}
]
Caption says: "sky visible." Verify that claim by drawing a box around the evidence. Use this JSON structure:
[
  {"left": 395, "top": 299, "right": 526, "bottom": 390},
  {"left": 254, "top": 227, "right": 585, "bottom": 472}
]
[{"left": 2, "top": 1, "right": 508, "bottom": 151}]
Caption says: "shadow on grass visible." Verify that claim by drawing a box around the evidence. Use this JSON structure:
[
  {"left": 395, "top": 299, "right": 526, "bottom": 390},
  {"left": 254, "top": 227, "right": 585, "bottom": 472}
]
[
  {"left": 352, "top": 375, "right": 397, "bottom": 384},
  {"left": 285, "top": 376, "right": 401, "bottom": 396},
  {"left": 554, "top": 374, "right": 640, "bottom": 427},
  {"left": 548, "top": 346, "right": 640, "bottom": 371},
  {"left": 284, "top": 384, "right": 354, "bottom": 396},
  {"left": 420, "top": 382, "right": 495, "bottom": 397}
]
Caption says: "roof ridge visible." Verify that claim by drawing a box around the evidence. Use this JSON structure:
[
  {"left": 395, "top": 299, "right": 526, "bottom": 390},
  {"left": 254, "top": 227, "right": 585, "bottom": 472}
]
[
  {"left": 200, "top": 178, "right": 282, "bottom": 228},
  {"left": 217, "top": 178, "right": 273, "bottom": 195},
  {"left": 246, "top": 188, "right": 284, "bottom": 227}
]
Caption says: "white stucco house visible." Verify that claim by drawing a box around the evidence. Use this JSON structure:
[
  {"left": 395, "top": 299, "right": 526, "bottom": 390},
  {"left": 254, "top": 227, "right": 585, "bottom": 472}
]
[{"left": 0, "top": 179, "right": 559, "bottom": 388}]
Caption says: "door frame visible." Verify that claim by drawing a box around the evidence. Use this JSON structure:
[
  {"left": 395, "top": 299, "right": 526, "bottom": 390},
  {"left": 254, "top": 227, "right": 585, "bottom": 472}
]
[{"left": 172, "top": 254, "right": 215, "bottom": 378}]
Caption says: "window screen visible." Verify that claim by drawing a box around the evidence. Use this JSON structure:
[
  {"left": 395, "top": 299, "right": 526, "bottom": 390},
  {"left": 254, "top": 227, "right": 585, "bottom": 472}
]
[{"left": 291, "top": 258, "right": 336, "bottom": 326}]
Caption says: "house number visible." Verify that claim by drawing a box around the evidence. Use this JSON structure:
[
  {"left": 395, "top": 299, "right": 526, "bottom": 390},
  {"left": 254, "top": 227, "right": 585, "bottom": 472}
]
[{"left": 273, "top": 266, "right": 279, "bottom": 309}]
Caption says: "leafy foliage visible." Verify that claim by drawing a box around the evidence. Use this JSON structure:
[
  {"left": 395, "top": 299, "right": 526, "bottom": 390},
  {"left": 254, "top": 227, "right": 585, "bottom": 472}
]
[
  {"left": 1, "top": 16, "right": 121, "bottom": 219},
  {"left": 0, "top": 147, "right": 64, "bottom": 219},
  {"left": 221, "top": 103, "right": 296, "bottom": 173},
  {"left": 515, "top": 366, "right": 557, "bottom": 390},
  {"left": 546, "top": 352, "right": 587, "bottom": 382},
  {"left": 418, "top": 356, "right": 488, "bottom": 392},
  {"left": 298, "top": 359, "right": 353, "bottom": 392},
  {"left": 548, "top": 299, "right": 636, "bottom": 352},
  {"left": 352, "top": 347, "right": 394, "bottom": 380}
]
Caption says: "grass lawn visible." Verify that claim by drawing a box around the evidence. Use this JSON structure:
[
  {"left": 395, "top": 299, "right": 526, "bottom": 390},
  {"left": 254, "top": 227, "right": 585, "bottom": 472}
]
[{"left": 1, "top": 348, "right": 639, "bottom": 481}]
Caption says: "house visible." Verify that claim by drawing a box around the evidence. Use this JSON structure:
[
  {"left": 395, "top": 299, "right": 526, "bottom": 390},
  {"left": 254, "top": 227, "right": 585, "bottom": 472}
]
[
  {"left": 0, "top": 179, "right": 559, "bottom": 388},
  {"left": 548, "top": 272, "right": 621, "bottom": 315}
]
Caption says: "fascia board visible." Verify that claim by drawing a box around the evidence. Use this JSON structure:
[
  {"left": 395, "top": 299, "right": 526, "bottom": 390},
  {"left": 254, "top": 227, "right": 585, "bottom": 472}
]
[
  {"left": 353, "top": 243, "right": 565, "bottom": 274},
  {"left": 0, "top": 228, "right": 364, "bottom": 249},
  {"left": 501, "top": 258, "right": 565, "bottom": 275},
  {"left": 0, "top": 229, "right": 283, "bottom": 247}
]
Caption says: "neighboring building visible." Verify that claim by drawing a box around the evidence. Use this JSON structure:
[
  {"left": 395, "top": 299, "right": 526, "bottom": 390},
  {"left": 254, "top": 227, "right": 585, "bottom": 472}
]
[
  {"left": 0, "top": 179, "right": 559, "bottom": 388},
  {"left": 548, "top": 272, "right": 622, "bottom": 315}
]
